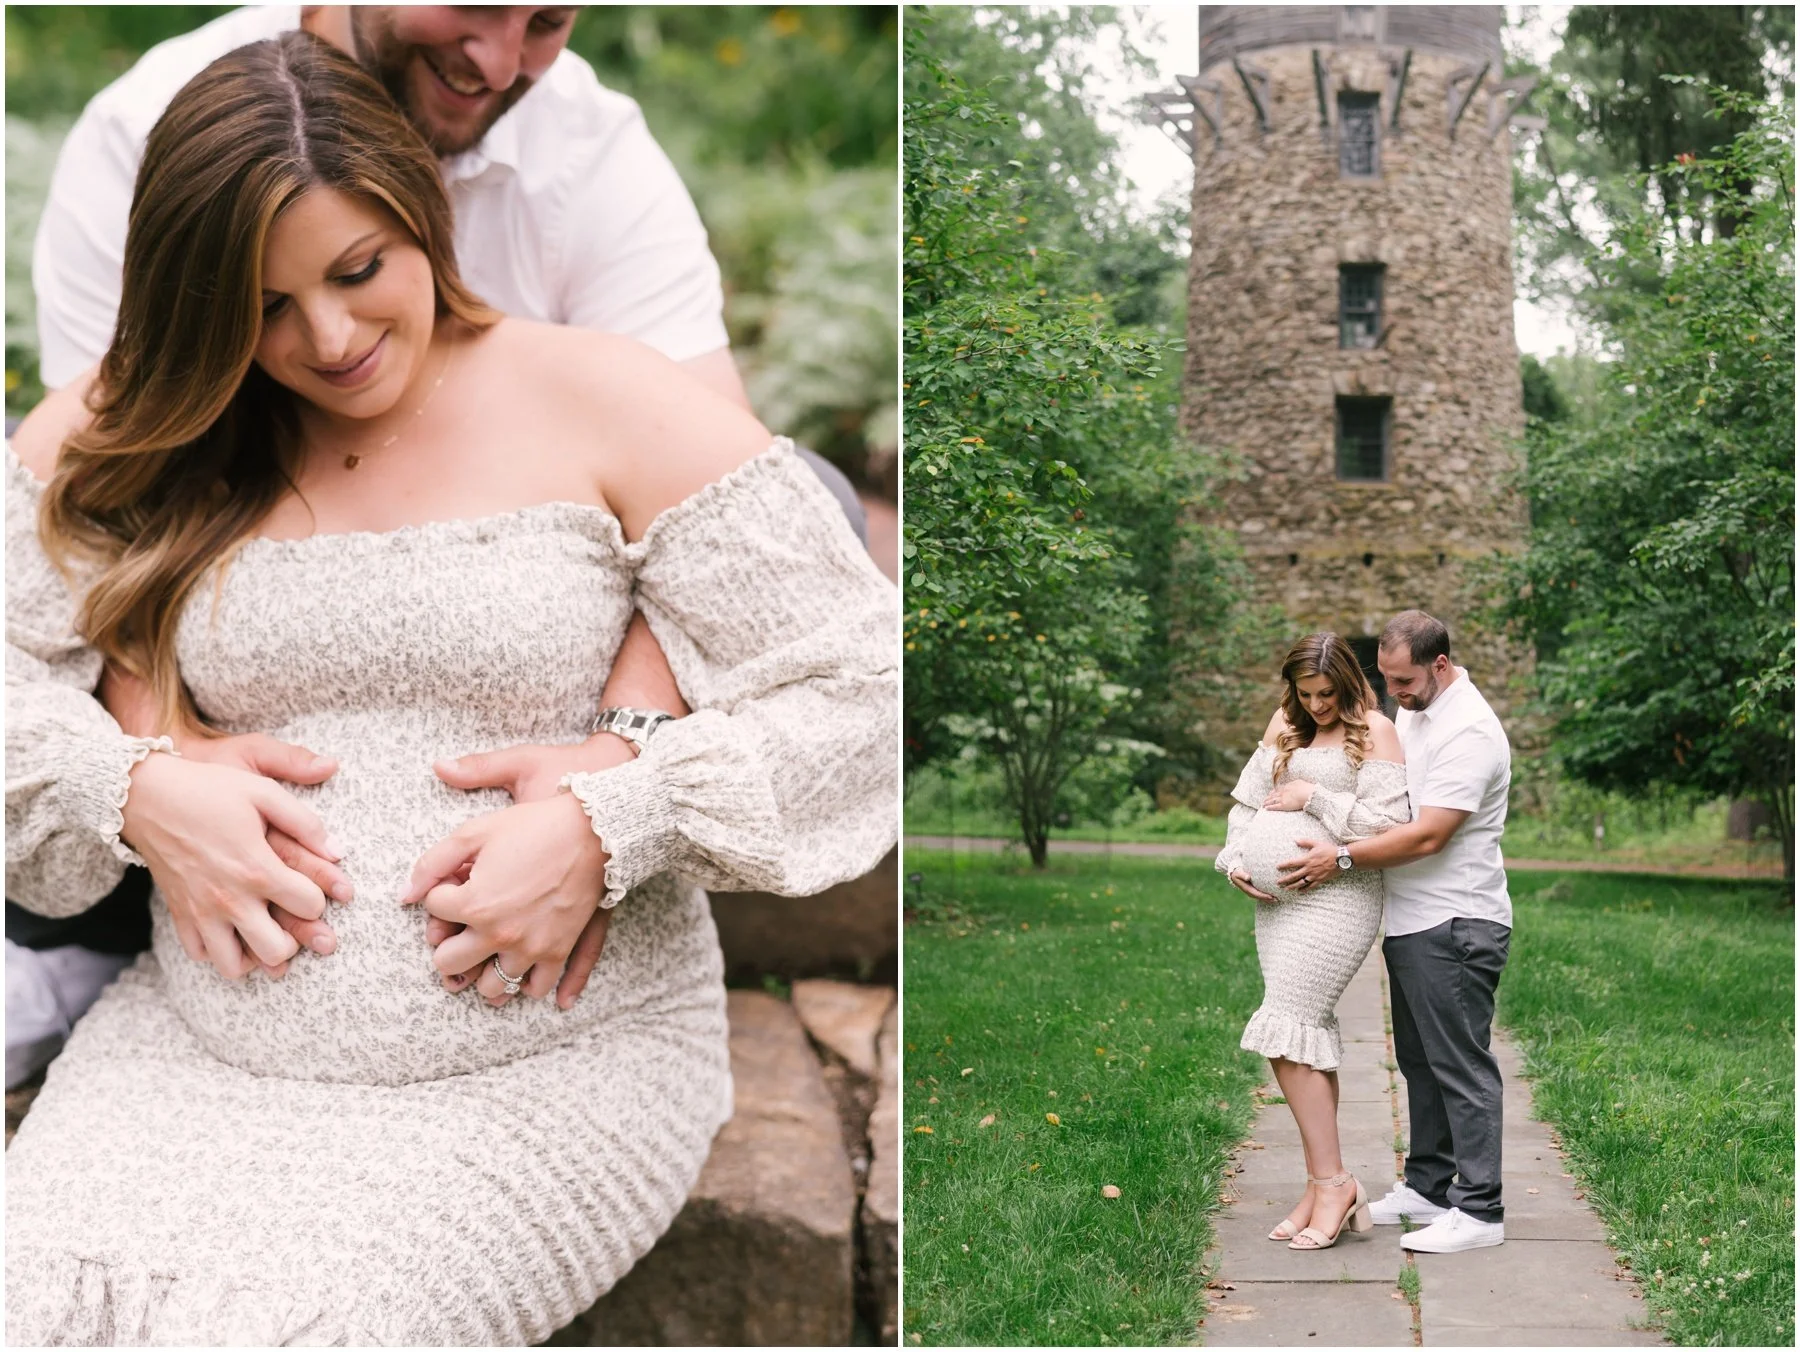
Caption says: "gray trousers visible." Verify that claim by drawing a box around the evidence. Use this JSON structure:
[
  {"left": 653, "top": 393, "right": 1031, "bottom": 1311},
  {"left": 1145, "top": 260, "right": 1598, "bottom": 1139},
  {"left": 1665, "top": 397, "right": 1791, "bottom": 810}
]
[{"left": 1382, "top": 917, "right": 1511, "bottom": 1222}]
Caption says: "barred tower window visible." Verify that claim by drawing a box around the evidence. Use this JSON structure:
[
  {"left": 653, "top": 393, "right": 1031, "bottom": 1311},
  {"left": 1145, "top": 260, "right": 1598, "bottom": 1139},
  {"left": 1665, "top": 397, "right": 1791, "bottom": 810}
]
[
  {"left": 1335, "top": 396, "right": 1390, "bottom": 480},
  {"left": 1338, "top": 92, "right": 1380, "bottom": 177},
  {"left": 1339, "top": 264, "right": 1384, "bottom": 348}
]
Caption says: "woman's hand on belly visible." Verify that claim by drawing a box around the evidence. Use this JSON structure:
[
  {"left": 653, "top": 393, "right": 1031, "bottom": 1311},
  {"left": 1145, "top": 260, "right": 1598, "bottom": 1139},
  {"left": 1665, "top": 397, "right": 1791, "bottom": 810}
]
[
  {"left": 426, "top": 735, "right": 638, "bottom": 1007},
  {"left": 1261, "top": 778, "right": 1316, "bottom": 813},
  {"left": 1226, "top": 869, "right": 1277, "bottom": 903},
  {"left": 402, "top": 793, "right": 612, "bottom": 1008},
  {"left": 120, "top": 752, "right": 346, "bottom": 980}
]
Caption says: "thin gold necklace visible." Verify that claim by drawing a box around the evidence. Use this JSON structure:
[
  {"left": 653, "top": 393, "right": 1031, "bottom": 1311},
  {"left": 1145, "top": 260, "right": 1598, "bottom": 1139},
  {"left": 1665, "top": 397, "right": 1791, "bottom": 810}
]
[{"left": 342, "top": 338, "right": 456, "bottom": 471}]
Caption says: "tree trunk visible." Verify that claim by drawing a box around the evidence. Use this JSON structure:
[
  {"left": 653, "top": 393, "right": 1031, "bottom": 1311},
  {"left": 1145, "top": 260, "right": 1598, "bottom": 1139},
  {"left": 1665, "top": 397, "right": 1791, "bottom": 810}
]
[{"left": 1026, "top": 829, "right": 1049, "bottom": 869}]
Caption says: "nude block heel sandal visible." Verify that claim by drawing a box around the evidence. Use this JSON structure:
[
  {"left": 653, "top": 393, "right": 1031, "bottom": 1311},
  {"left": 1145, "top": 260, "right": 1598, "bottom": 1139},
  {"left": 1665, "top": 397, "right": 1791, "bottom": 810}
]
[{"left": 1287, "top": 1172, "right": 1370, "bottom": 1250}]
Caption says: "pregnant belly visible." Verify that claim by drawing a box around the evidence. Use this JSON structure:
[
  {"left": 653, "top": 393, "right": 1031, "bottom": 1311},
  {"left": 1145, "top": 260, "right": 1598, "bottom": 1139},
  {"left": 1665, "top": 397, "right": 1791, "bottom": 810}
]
[
  {"left": 1240, "top": 809, "right": 1342, "bottom": 904},
  {"left": 149, "top": 767, "right": 723, "bottom": 1085}
]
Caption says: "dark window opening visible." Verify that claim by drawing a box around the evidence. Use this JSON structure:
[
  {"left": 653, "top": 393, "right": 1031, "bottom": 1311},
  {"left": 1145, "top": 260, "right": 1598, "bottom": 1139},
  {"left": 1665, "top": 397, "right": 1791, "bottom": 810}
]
[
  {"left": 1336, "top": 396, "right": 1390, "bottom": 481},
  {"left": 1288, "top": 553, "right": 1299, "bottom": 566},
  {"left": 1339, "top": 92, "right": 1380, "bottom": 177},
  {"left": 1339, "top": 264, "right": 1384, "bottom": 349},
  {"left": 1436, "top": 552, "right": 1446, "bottom": 567},
  {"left": 1361, "top": 552, "right": 1375, "bottom": 567},
  {"left": 1349, "top": 636, "right": 1395, "bottom": 718}
]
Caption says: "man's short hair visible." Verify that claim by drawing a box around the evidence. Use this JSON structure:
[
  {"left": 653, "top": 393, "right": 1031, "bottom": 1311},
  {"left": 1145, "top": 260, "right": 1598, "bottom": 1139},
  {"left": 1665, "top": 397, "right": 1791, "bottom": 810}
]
[{"left": 1380, "top": 610, "right": 1451, "bottom": 667}]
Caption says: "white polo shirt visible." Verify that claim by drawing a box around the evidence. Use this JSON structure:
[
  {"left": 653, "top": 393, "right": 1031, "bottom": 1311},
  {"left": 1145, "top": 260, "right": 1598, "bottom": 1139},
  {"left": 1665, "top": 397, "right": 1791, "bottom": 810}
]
[
  {"left": 32, "top": 6, "right": 729, "bottom": 388},
  {"left": 1383, "top": 668, "right": 1513, "bottom": 936}
]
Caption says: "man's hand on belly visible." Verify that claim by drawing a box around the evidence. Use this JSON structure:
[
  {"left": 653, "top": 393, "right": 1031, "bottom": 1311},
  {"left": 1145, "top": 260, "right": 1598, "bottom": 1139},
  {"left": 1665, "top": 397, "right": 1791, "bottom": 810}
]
[{"left": 171, "top": 731, "right": 353, "bottom": 966}]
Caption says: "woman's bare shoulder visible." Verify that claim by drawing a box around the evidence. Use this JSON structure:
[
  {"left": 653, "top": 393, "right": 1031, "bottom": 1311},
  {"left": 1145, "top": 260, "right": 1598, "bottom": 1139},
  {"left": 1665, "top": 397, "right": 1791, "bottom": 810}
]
[
  {"left": 1259, "top": 706, "right": 1289, "bottom": 747},
  {"left": 10, "top": 371, "right": 100, "bottom": 482},
  {"left": 1365, "top": 711, "right": 1404, "bottom": 763}
]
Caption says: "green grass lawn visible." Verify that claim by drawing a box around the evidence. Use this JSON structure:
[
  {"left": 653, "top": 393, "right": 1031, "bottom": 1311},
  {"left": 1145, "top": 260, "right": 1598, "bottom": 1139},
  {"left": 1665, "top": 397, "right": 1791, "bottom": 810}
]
[
  {"left": 903, "top": 853, "right": 1795, "bottom": 1348},
  {"left": 902, "top": 851, "right": 1267, "bottom": 1346},
  {"left": 1499, "top": 872, "right": 1794, "bottom": 1348}
]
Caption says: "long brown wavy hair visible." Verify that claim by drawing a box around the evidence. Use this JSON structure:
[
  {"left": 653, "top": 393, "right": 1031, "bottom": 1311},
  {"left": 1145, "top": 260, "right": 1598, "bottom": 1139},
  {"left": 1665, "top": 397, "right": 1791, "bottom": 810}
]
[
  {"left": 1271, "top": 632, "right": 1380, "bottom": 783},
  {"left": 39, "top": 31, "right": 498, "bottom": 732}
]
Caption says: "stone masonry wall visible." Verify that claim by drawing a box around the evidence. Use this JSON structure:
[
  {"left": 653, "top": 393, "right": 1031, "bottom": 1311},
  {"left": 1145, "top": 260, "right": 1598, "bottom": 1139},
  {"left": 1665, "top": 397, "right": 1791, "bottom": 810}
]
[{"left": 1181, "top": 36, "right": 1531, "bottom": 769}]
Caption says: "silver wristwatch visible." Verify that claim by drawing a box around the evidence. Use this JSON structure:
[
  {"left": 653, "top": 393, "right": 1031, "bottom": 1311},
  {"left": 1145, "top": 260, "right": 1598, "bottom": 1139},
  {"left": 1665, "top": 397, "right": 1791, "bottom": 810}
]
[
  {"left": 590, "top": 706, "right": 673, "bottom": 755},
  {"left": 1335, "top": 845, "right": 1354, "bottom": 871}
]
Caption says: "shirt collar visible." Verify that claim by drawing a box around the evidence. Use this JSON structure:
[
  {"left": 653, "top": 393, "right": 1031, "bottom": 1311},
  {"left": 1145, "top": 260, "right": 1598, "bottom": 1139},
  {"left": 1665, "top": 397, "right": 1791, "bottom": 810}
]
[
  {"left": 1415, "top": 667, "right": 1472, "bottom": 723},
  {"left": 440, "top": 105, "right": 523, "bottom": 185}
]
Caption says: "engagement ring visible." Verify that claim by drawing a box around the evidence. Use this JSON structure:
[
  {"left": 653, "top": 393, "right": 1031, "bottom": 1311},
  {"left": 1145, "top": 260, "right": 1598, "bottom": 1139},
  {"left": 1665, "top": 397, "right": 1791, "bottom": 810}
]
[{"left": 491, "top": 959, "right": 525, "bottom": 996}]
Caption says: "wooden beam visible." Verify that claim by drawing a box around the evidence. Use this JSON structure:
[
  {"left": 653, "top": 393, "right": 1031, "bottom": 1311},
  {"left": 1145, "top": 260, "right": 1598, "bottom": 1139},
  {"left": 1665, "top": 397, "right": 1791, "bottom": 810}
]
[
  {"left": 1386, "top": 49, "right": 1412, "bottom": 131},
  {"left": 1150, "top": 106, "right": 1196, "bottom": 154},
  {"left": 1176, "top": 74, "right": 1225, "bottom": 147},
  {"left": 1233, "top": 57, "right": 1271, "bottom": 134},
  {"left": 1485, "top": 75, "right": 1539, "bottom": 140},
  {"left": 1446, "top": 61, "right": 1489, "bottom": 140}
]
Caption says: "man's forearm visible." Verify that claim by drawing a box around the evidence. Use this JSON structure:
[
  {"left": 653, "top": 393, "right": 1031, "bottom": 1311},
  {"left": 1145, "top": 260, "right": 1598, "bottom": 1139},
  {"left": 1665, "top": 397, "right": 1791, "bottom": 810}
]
[
  {"left": 1346, "top": 817, "right": 1448, "bottom": 871},
  {"left": 593, "top": 611, "right": 689, "bottom": 728}
]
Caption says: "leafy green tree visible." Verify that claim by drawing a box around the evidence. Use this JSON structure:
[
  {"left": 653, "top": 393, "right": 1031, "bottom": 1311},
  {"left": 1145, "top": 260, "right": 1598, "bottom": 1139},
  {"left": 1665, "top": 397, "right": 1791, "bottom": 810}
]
[
  {"left": 904, "top": 11, "right": 1261, "bottom": 864},
  {"left": 1512, "top": 5, "right": 1793, "bottom": 320},
  {"left": 1495, "top": 93, "right": 1794, "bottom": 876}
]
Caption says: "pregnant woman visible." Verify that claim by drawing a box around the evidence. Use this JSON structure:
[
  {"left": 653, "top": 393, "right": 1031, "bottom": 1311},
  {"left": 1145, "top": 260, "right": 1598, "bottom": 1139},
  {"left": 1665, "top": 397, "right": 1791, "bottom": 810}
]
[
  {"left": 1215, "top": 633, "right": 1409, "bottom": 1251},
  {"left": 5, "top": 34, "right": 894, "bottom": 1345}
]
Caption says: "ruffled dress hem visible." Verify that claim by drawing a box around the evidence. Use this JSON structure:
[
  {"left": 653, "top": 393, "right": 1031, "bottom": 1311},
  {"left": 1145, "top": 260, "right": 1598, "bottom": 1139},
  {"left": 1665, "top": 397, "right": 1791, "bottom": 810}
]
[{"left": 1239, "top": 1005, "right": 1343, "bottom": 1071}]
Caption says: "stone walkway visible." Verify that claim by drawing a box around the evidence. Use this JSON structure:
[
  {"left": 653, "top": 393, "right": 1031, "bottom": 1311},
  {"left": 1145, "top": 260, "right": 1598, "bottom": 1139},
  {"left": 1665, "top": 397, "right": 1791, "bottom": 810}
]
[
  {"left": 904, "top": 836, "right": 1781, "bottom": 879},
  {"left": 1198, "top": 946, "right": 1664, "bottom": 1347}
]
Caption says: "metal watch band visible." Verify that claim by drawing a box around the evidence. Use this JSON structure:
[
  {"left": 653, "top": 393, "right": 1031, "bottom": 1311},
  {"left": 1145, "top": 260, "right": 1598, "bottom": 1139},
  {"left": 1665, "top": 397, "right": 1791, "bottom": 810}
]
[{"left": 589, "top": 706, "right": 673, "bottom": 754}]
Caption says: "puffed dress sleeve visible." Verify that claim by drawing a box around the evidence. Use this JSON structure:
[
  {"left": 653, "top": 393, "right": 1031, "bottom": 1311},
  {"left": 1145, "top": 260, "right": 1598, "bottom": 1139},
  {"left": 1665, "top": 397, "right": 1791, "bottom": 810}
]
[
  {"left": 5, "top": 446, "right": 174, "bottom": 915},
  {"left": 1214, "top": 743, "right": 1275, "bottom": 877},
  {"left": 1302, "top": 758, "right": 1411, "bottom": 842},
  {"left": 561, "top": 439, "right": 897, "bottom": 906}
]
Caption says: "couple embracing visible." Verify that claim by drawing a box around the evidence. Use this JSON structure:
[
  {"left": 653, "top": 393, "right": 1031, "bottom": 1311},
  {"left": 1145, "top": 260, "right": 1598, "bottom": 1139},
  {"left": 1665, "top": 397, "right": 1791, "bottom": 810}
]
[
  {"left": 7, "top": 6, "right": 894, "bottom": 1346},
  {"left": 1217, "top": 611, "right": 1513, "bottom": 1255}
]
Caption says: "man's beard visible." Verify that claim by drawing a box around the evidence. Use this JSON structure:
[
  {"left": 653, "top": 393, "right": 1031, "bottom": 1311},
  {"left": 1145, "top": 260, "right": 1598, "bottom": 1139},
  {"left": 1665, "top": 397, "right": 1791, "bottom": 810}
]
[
  {"left": 349, "top": 11, "right": 533, "bottom": 157},
  {"left": 1408, "top": 668, "right": 1442, "bottom": 710}
]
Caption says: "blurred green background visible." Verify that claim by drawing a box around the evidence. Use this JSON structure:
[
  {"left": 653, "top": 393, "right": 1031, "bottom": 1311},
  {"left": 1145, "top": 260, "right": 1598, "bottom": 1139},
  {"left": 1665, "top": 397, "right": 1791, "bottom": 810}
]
[{"left": 4, "top": 5, "right": 897, "bottom": 494}]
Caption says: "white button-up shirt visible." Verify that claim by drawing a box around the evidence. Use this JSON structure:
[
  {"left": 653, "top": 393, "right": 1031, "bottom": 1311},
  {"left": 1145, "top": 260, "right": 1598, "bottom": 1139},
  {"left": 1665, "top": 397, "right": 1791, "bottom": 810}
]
[
  {"left": 1384, "top": 668, "right": 1513, "bottom": 936},
  {"left": 32, "top": 6, "right": 728, "bottom": 388}
]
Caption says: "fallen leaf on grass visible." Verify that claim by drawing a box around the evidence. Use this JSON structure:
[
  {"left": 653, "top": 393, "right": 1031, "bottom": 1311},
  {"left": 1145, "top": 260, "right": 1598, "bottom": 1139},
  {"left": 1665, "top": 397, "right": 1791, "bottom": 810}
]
[
  {"left": 914, "top": 1125, "right": 933, "bottom": 1134},
  {"left": 1102, "top": 1184, "right": 1121, "bottom": 1198},
  {"left": 1045, "top": 1113, "right": 1061, "bottom": 1125},
  {"left": 1028, "top": 1162, "right": 1041, "bottom": 1172},
  {"left": 978, "top": 1114, "right": 996, "bottom": 1128},
  {"left": 1216, "top": 1101, "right": 1230, "bottom": 1111},
  {"left": 1574, "top": 1191, "right": 1586, "bottom": 1200}
]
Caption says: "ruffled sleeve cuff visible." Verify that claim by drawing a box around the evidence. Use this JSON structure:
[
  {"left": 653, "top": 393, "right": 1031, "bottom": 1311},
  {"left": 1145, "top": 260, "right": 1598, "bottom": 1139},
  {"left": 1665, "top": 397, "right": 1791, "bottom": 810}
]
[
  {"left": 85, "top": 734, "right": 177, "bottom": 867},
  {"left": 560, "top": 757, "right": 677, "bottom": 909}
]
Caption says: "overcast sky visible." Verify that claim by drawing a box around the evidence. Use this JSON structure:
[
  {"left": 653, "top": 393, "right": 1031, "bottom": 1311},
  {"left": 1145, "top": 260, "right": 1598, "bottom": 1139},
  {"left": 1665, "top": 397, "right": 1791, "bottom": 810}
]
[{"left": 1093, "top": 4, "right": 1579, "bottom": 357}]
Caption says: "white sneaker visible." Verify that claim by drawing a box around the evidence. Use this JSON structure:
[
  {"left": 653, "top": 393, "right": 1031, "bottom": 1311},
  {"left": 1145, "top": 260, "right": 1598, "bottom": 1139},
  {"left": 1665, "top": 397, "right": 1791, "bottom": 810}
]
[
  {"left": 1399, "top": 1207, "right": 1504, "bottom": 1252},
  {"left": 1367, "top": 1180, "right": 1449, "bottom": 1226}
]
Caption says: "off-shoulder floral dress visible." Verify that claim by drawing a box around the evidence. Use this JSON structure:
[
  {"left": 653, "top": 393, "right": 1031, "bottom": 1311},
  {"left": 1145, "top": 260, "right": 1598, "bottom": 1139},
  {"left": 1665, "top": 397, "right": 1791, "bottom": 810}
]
[
  {"left": 1214, "top": 743, "right": 1409, "bottom": 1071},
  {"left": 3, "top": 438, "right": 897, "bottom": 1346}
]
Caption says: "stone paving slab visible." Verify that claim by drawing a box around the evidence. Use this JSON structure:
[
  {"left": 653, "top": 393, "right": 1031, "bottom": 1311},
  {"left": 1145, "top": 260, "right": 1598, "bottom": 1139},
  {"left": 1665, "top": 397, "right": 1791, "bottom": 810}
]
[
  {"left": 1202, "top": 1281, "right": 1416, "bottom": 1347},
  {"left": 1212, "top": 1218, "right": 1404, "bottom": 1283},
  {"left": 1200, "top": 942, "right": 1666, "bottom": 1347},
  {"left": 1426, "top": 1325, "right": 1666, "bottom": 1346},
  {"left": 1415, "top": 1242, "right": 1648, "bottom": 1331}
]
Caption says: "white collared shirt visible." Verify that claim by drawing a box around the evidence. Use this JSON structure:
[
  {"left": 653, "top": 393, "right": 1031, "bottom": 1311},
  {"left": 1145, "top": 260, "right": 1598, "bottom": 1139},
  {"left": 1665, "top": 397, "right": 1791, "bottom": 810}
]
[
  {"left": 1384, "top": 668, "right": 1513, "bottom": 936},
  {"left": 32, "top": 6, "right": 728, "bottom": 388}
]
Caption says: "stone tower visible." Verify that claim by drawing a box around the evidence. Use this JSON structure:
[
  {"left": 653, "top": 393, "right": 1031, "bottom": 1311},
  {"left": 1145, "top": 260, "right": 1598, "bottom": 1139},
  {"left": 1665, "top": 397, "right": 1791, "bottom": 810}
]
[{"left": 1156, "top": 6, "right": 1536, "bottom": 758}]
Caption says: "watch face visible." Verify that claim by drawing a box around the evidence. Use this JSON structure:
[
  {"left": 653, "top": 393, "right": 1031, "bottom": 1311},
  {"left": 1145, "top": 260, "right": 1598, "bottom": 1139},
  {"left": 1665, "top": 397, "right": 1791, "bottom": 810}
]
[{"left": 1337, "top": 854, "right": 1352, "bottom": 869}]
